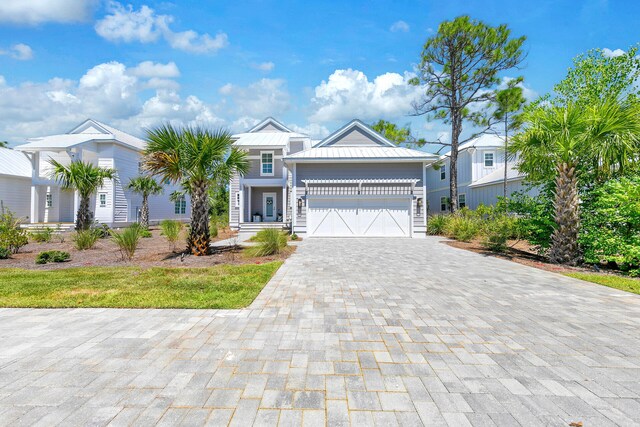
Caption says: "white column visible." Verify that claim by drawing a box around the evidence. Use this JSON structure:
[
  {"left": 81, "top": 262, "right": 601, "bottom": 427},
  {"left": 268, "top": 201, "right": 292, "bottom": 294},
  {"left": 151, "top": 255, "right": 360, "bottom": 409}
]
[
  {"left": 282, "top": 186, "right": 287, "bottom": 224},
  {"left": 423, "top": 162, "right": 427, "bottom": 228},
  {"left": 30, "top": 185, "right": 38, "bottom": 223},
  {"left": 248, "top": 187, "right": 252, "bottom": 222},
  {"left": 239, "top": 185, "right": 245, "bottom": 223},
  {"left": 291, "top": 163, "right": 297, "bottom": 228},
  {"left": 73, "top": 190, "right": 79, "bottom": 224}
]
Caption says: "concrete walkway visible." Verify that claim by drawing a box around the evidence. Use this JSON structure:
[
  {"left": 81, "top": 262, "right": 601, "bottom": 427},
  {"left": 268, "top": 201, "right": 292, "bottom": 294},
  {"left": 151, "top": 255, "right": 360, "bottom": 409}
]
[{"left": 0, "top": 237, "right": 639, "bottom": 426}]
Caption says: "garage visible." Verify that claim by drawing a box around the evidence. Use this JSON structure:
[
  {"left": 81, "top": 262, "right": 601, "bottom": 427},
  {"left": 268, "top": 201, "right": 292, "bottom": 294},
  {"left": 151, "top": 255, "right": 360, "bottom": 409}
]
[{"left": 307, "top": 197, "right": 411, "bottom": 237}]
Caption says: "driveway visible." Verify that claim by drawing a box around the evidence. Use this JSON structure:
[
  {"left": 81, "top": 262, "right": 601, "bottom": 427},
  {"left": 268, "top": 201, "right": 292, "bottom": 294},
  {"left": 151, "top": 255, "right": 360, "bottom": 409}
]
[{"left": 0, "top": 238, "right": 639, "bottom": 426}]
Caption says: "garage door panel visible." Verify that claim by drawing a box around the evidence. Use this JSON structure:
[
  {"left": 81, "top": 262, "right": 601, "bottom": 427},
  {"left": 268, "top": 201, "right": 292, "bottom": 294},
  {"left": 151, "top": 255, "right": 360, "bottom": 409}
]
[{"left": 308, "top": 197, "right": 410, "bottom": 237}]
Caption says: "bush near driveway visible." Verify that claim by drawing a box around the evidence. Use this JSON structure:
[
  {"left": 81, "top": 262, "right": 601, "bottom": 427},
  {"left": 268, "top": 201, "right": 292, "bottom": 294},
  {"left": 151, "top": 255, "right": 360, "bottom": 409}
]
[
  {"left": 247, "top": 229, "right": 288, "bottom": 257},
  {"left": 0, "top": 262, "right": 282, "bottom": 308}
]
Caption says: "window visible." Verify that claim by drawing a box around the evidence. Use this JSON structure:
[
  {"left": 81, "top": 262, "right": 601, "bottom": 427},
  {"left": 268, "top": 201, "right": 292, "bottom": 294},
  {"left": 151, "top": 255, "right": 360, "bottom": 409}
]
[
  {"left": 99, "top": 193, "right": 107, "bottom": 208},
  {"left": 45, "top": 193, "right": 53, "bottom": 208},
  {"left": 261, "top": 151, "right": 274, "bottom": 176},
  {"left": 174, "top": 196, "right": 186, "bottom": 215},
  {"left": 440, "top": 164, "right": 446, "bottom": 180},
  {"left": 235, "top": 192, "right": 240, "bottom": 208},
  {"left": 458, "top": 194, "right": 466, "bottom": 209},
  {"left": 440, "top": 196, "right": 448, "bottom": 212},
  {"left": 138, "top": 161, "right": 144, "bottom": 175},
  {"left": 484, "top": 152, "right": 495, "bottom": 167}
]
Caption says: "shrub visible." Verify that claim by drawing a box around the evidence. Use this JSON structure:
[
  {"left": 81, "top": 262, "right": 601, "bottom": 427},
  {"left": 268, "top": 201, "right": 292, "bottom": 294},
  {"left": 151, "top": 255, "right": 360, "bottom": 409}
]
[
  {"left": 30, "top": 227, "right": 53, "bottom": 243},
  {"left": 210, "top": 221, "right": 218, "bottom": 238},
  {"left": 111, "top": 224, "right": 143, "bottom": 261},
  {"left": 35, "top": 250, "right": 70, "bottom": 264},
  {"left": 0, "top": 210, "right": 28, "bottom": 254},
  {"left": 481, "top": 215, "right": 519, "bottom": 252},
  {"left": 0, "top": 247, "right": 10, "bottom": 259},
  {"left": 92, "top": 223, "right": 111, "bottom": 238},
  {"left": 73, "top": 229, "right": 100, "bottom": 250},
  {"left": 248, "top": 228, "right": 288, "bottom": 257},
  {"left": 579, "top": 176, "right": 640, "bottom": 275},
  {"left": 444, "top": 215, "right": 481, "bottom": 242},
  {"left": 290, "top": 233, "right": 298, "bottom": 241},
  {"left": 427, "top": 215, "right": 450, "bottom": 235},
  {"left": 160, "top": 220, "right": 183, "bottom": 251},
  {"left": 140, "top": 228, "right": 152, "bottom": 238},
  {"left": 504, "top": 190, "right": 555, "bottom": 253}
]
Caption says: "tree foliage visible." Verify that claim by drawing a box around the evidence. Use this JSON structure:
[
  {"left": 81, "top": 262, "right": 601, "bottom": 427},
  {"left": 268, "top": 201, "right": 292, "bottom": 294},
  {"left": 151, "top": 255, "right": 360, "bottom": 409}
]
[
  {"left": 410, "top": 15, "right": 526, "bottom": 212},
  {"left": 126, "top": 176, "right": 164, "bottom": 229},
  {"left": 370, "top": 120, "right": 426, "bottom": 147}
]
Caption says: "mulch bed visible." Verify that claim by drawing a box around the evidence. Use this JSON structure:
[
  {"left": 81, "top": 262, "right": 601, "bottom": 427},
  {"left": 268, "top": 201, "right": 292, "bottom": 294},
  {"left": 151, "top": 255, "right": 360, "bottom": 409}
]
[{"left": 1, "top": 226, "right": 292, "bottom": 270}]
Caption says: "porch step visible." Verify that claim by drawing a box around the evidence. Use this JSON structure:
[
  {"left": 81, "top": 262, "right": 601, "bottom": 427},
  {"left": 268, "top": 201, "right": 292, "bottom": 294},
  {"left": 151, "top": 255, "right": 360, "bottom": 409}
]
[{"left": 239, "top": 222, "right": 289, "bottom": 232}]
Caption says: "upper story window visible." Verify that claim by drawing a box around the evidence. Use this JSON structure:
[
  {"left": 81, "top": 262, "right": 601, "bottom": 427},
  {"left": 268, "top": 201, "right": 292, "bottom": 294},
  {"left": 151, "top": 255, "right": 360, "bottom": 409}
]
[
  {"left": 458, "top": 193, "right": 466, "bottom": 209},
  {"left": 99, "top": 193, "right": 107, "bottom": 208},
  {"left": 440, "top": 165, "right": 446, "bottom": 180},
  {"left": 46, "top": 193, "right": 53, "bottom": 208},
  {"left": 261, "top": 151, "right": 274, "bottom": 176},
  {"left": 174, "top": 196, "right": 186, "bottom": 215},
  {"left": 484, "top": 152, "right": 495, "bottom": 168}
]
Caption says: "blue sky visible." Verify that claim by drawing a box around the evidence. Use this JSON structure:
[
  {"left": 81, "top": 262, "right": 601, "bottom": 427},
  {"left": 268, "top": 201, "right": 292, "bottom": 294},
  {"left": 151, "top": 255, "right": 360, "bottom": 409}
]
[{"left": 0, "top": 0, "right": 638, "bottom": 146}]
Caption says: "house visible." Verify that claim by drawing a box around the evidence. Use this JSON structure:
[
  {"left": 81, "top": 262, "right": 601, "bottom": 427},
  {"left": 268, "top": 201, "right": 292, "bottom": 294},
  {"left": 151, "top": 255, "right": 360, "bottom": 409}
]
[
  {"left": 425, "top": 134, "right": 537, "bottom": 213},
  {"left": 6, "top": 119, "right": 189, "bottom": 227},
  {"left": 0, "top": 147, "right": 32, "bottom": 219},
  {"left": 229, "top": 117, "right": 438, "bottom": 237}
]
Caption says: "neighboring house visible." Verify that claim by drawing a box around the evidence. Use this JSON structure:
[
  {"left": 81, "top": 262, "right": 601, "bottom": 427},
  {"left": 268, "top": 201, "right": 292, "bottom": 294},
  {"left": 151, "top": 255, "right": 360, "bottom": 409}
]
[
  {"left": 229, "top": 117, "right": 438, "bottom": 238},
  {"left": 9, "top": 119, "right": 189, "bottom": 226},
  {"left": 0, "top": 147, "right": 32, "bottom": 219},
  {"left": 425, "top": 134, "right": 537, "bottom": 213}
]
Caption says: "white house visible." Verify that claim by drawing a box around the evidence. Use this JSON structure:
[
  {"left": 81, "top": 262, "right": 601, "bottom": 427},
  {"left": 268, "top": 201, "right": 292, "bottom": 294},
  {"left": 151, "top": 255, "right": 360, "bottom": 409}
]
[
  {"left": 425, "top": 134, "right": 538, "bottom": 213},
  {"left": 229, "top": 117, "right": 439, "bottom": 238},
  {"left": 3, "top": 119, "right": 189, "bottom": 227}
]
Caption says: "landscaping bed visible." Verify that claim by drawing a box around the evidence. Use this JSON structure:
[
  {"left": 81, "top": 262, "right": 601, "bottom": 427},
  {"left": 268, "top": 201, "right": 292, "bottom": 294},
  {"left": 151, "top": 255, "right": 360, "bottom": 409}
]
[{"left": 0, "top": 262, "right": 282, "bottom": 308}]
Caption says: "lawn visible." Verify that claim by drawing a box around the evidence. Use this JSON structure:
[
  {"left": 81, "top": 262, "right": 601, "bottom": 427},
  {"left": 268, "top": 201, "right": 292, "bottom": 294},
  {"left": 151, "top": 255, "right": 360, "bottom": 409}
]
[
  {"left": 564, "top": 272, "right": 640, "bottom": 295},
  {"left": 0, "top": 262, "right": 282, "bottom": 308}
]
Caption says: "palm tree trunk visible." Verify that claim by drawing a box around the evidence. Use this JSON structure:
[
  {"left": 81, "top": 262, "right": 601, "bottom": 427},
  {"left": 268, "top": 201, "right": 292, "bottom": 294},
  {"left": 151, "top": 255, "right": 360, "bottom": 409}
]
[
  {"left": 189, "top": 180, "right": 210, "bottom": 256},
  {"left": 549, "top": 162, "right": 580, "bottom": 265},
  {"left": 141, "top": 195, "right": 149, "bottom": 229},
  {"left": 76, "top": 195, "right": 92, "bottom": 231}
]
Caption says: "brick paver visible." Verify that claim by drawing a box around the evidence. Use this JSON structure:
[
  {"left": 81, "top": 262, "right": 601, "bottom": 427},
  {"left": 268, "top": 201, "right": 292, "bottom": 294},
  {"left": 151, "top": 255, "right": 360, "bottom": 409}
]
[{"left": 0, "top": 237, "right": 639, "bottom": 426}]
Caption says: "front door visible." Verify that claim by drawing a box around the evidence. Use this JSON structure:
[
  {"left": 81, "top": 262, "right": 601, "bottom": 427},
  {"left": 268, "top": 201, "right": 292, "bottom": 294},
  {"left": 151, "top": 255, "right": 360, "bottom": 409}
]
[{"left": 263, "top": 192, "right": 276, "bottom": 222}]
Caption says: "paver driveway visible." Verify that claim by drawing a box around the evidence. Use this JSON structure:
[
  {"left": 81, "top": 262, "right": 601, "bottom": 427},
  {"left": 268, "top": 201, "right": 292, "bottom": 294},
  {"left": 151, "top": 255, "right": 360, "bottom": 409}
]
[{"left": 1, "top": 238, "right": 639, "bottom": 426}]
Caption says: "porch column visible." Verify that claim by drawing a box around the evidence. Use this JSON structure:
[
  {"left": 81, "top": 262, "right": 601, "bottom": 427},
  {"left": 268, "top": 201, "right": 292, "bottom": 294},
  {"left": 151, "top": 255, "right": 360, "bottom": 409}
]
[
  {"left": 30, "top": 185, "right": 39, "bottom": 223},
  {"left": 73, "top": 190, "right": 79, "bottom": 224},
  {"left": 282, "top": 186, "right": 287, "bottom": 223},
  {"left": 248, "top": 187, "right": 252, "bottom": 223},
  {"left": 239, "top": 185, "right": 245, "bottom": 223}
]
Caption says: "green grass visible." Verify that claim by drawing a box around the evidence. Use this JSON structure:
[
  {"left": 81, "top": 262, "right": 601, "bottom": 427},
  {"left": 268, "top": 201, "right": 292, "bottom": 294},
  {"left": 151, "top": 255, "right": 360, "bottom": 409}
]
[
  {"left": 0, "top": 262, "right": 282, "bottom": 308},
  {"left": 564, "top": 272, "right": 640, "bottom": 295}
]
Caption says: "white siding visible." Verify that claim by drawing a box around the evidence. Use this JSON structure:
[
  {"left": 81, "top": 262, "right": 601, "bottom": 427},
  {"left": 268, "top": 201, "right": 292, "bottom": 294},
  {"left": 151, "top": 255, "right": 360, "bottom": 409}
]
[{"left": 0, "top": 176, "right": 31, "bottom": 219}]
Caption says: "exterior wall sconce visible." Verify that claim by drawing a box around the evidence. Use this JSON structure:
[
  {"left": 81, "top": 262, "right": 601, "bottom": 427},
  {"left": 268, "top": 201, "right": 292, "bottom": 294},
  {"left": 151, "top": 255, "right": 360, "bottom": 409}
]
[
  {"left": 297, "top": 198, "right": 303, "bottom": 216},
  {"left": 416, "top": 197, "right": 423, "bottom": 216}
]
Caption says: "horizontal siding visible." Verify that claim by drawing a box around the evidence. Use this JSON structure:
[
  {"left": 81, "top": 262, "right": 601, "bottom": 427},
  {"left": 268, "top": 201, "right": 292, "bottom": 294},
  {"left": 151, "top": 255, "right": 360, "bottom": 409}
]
[
  {"left": 244, "top": 148, "right": 285, "bottom": 179},
  {"left": 326, "top": 127, "right": 380, "bottom": 146},
  {"left": 229, "top": 173, "right": 240, "bottom": 227},
  {"left": 0, "top": 176, "right": 31, "bottom": 219}
]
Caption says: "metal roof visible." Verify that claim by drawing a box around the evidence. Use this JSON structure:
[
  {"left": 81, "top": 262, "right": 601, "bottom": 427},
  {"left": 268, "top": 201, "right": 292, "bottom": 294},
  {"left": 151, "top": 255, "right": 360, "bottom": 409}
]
[
  {"left": 469, "top": 164, "right": 525, "bottom": 187},
  {"left": 302, "top": 179, "right": 419, "bottom": 184},
  {"left": 0, "top": 147, "right": 31, "bottom": 178},
  {"left": 284, "top": 146, "right": 438, "bottom": 161},
  {"left": 232, "top": 132, "right": 307, "bottom": 147}
]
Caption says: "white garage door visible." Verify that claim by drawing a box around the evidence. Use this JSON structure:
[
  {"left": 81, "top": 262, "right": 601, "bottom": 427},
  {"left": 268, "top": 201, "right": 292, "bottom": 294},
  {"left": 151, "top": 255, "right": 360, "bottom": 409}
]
[{"left": 307, "top": 197, "right": 411, "bottom": 237}]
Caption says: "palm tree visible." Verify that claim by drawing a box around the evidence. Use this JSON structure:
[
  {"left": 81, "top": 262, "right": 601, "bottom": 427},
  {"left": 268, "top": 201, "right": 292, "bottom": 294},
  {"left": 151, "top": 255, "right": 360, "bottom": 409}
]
[
  {"left": 126, "top": 176, "right": 164, "bottom": 229},
  {"left": 49, "top": 160, "right": 116, "bottom": 231},
  {"left": 144, "top": 125, "right": 249, "bottom": 255},
  {"left": 511, "top": 100, "right": 640, "bottom": 265}
]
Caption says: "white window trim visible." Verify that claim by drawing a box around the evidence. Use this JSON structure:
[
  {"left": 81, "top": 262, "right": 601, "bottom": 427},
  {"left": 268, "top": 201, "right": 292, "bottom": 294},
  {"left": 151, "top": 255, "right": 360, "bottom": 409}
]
[
  {"left": 99, "top": 193, "right": 107, "bottom": 208},
  {"left": 440, "top": 164, "right": 446, "bottom": 181},
  {"left": 458, "top": 193, "right": 466, "bottom": 208},
  {"left": 260, "top": 151, "right": 274, "bottom": 177},
  {"left": 483, "top": 151, "right": 495, "bottom": 168},
  {"left": 440, "top": 196, "right": 448, "bottom": 212},
  {"left": 174, "top": 196, "right": 186, "bottom": 215},
  {"left": 45, "top": 193, "right": 53, "bottom": 208},
  {"left": 235, "top": 192, "right": 240, "bottom": 208}
]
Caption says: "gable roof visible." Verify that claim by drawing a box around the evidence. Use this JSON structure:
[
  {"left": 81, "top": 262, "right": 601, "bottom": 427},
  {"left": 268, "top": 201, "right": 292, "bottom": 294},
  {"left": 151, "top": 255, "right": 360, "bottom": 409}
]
[
  {"left": 248, "top": 117, "right": 293, "bottom": 133},
  {"left": 316, "top": 119, "right": 396, "bottom": 147},
  {"left": 232, "top": 132, "right": 292, "bottom": 147},
  {"left": 284, "top": 145, "right": 438, "bottom": 162},
  {"left": 0, "top": 147, "right": 31, "bottom": 178},
  {"left": 14, "top": 119, "right": 146, "bottom": 152}
]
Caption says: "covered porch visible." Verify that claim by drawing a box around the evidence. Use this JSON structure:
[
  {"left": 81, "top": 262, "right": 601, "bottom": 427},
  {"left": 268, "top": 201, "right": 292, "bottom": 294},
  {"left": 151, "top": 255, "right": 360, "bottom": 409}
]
[{"left": 237, "top": 178, "right": 289, "bottom": 232}]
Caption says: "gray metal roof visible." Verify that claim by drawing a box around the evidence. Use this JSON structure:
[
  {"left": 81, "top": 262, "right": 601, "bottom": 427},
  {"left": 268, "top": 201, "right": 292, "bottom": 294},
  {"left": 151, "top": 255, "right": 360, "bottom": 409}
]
[
  {"left": 284, "top": 146, "right": 438, "bottom": 161},
  {"left": 469, "top": 164, "right": 525, "bottom": 187}
]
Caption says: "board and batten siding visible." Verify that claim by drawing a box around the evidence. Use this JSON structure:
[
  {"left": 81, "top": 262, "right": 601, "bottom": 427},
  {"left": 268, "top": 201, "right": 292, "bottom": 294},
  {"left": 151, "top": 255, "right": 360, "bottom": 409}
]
[
  {"left": 293, "top": 162, "right": 425, "bottom": 237},
  {"left": 95, "top": 158, "right": 115, "bottom": 223},
  {"left": 0, "top": 176, "right": 31, "bottom": 219}
]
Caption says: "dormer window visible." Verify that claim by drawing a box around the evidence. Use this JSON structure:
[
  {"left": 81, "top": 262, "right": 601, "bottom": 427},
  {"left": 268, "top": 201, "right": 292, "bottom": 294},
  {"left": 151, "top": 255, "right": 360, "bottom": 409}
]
[
  {"left": 484, "top": 152, "right": 495, "bottom": 168},
  {"left": 261, "top": 151, "right": 274, "bottom": 176},
  {"left": 440, "top": 164, "right": 446, "bottom": 180}
]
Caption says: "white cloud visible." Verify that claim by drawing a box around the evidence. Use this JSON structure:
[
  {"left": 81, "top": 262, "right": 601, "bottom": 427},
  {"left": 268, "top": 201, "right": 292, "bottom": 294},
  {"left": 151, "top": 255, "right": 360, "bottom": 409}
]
[
  {"left": 219, "top": 79, "right": 290, "bottom": 119},
  {"left": 0, "top": 0, "right": 96, "bottom": 24},
  {"left": 308, "top": 69, "right": 423, "bottom": 123},
  {"left": 0, "top": 60, "right": 221, "bottom": 142},
  {"left": 130, "top": 61, "right": 180, "bottom": 78},
  {"left": 252, "top": 61, "right": 275, "bottom": 72},
  {"left": 288, "top": 123, "right": 331, "bottom": 139},
  {"left": 390, "top": 20, "right": 410, "bottom": 33},
  {"left": 95, "top": 2, "right": 229, "bottom": 54},
  {"left": 602, "top": 48, "right": 625, "bottom": 58},
  {"left": 0, "top": 44, "right": 34, "bottom": 61}
]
